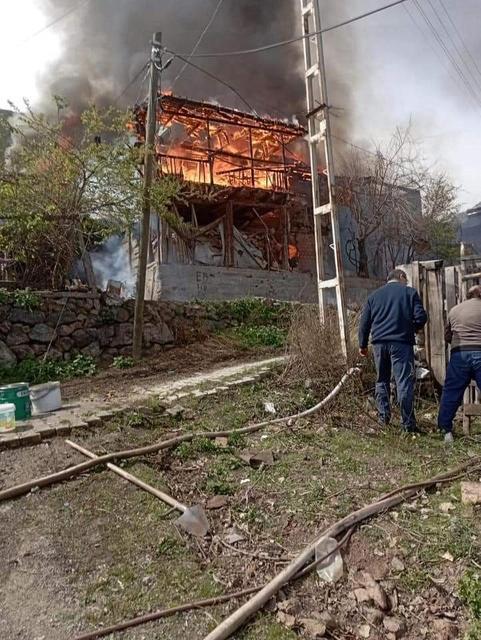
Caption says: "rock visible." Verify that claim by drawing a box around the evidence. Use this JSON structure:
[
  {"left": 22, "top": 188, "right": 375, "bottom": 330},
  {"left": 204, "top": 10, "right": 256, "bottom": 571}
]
[
  {"left": 116, "top": 308, "right": 130, "bottom": 323},
  {"left": 0, "top": 340, "right": 17, "bottom": 366},
  {"left": 0, "top": 321, "right": 10, "bottom": 334},
  {"left": 391, "top": 557, "right": 405, "bottom": 572},
  {"left": 315, "top": 612, "right": 337, "bottom": 631},
  {"left": 239, "top": 449, "right": 274, "bottom": 467},
  {"left": 165, "top": 405, "right": 187, "bottom": 418},
  {"left": 276, "top": 611, "right": 296, "bottom": 628},
  {"left": 143, "top": 322, "right": 174, "bottom": 345},
  {"left": 30, "top": 323, "right": 56, "bottom": 343},
  {"left": 8, "top": 308, "right": 45, "bottom": 325},
  {"left": 432, "top": 619, "right": 458, "bottom": 640},
  {"left": 11, "top": 345, "right": 34, "bottom": 360},
  {"left": 357, "top": 572, "right": 376, "bottom": 588},
  {"left": 461, "top": 481, "right": 481, "bottom": 505},
  {"left": 367, "top": 583, "right": 389, "bottom": 610},
  {"left": 72, "top": 329, "right": 91, "bottom": 348},
  {"left": 439, "top": 502, "right": 456, "bottom": 513},
  {"left": 358, "top": 624, "right": 371, "bottom": 638},
  {"left": 82, "top": 342, "right": 101, "bottom": 358},
  {"left": 365, "top": 608, "right": 384, "bottom": 625},
  {"left": 32, "top": 343, "right": 47, "bottom": 356},
  {"left": 383, "top": 617, "right": 407, "bottom": 638},
  {"left": 206, "top": 495, "right": 228, "bottom": 510},
  {"left": 47, "top": 348, "right": 63, "bottom": 361},
  {"left": 47, "top": 311, "right": 77, "bottom": 324},
  {"left": 300, "top": 618, "right": 326, "bottom": 638},
  {"left": 58, "top": 337, "right": 74, "bottom": 352},
  {"left": 215, "top": 437, "right": 229, "bottom": 448},
  {"left": 111, "top": 323, "right": 133, "bottom": 347},
  {"left": 354, "top": 588, "right": 371, "bottom": 604},
  {"left": 224, "top": 530, "right": 245, "bottom": 545},
  {"left": 6, "top": 325, "right": 29, "bottom": 346},
  {"left": 441, "top": 552, "right": 454, "bottom": 562},
  {"left": 97, "top": 325, "right": 115, "bottom": 346},
  {"left": 58, "top": 324, "right": 77, "bottom": 337}
]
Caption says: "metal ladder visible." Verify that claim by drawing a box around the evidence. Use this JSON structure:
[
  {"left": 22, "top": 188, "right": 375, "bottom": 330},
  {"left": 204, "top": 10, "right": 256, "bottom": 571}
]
[{"left": 300, "top": 0, "right": 350, "bottom": 358}]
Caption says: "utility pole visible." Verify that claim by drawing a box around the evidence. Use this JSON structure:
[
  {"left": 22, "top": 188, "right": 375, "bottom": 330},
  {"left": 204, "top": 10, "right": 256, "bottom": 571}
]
[
  {"left": 300, "top": 0, "right": 350, "bottom": 359},
  {"left": 132, "top": 32, "right": 162, "bottom": 359}
]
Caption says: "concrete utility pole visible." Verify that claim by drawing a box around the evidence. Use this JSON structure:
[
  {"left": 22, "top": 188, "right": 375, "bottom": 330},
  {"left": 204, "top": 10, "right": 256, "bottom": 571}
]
[
  {"left": 300, "top": 0, "right": 350, "bottom": 359},
  {"left": 132, "top": 32, "right": 162, "bottom": 360}
]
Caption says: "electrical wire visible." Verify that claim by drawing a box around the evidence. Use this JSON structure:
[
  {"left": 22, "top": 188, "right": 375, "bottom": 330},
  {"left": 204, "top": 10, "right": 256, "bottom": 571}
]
[
  {"left": 171, "top": 0, "right": 225, "bottom": 89},
  {"left": 437, "top": 0, "right": 481, "bottom": 82},
  {"left": 165, "top": 0, "right": 410, "bottom": 59},
  {"left": 425, "top": 0, "right": 481, "bottom": 97},
  {"left": 23, "top": 0, "right": 91, "bottom": 43},
  {"left": 412, "top": 0, "right": 481, "bottom": 108},
  {"left": 114, "top": 62, "right": 150, "bottom": 106},
  {"left": 168, "top": 52, "right": 257, "bottom": 115}
]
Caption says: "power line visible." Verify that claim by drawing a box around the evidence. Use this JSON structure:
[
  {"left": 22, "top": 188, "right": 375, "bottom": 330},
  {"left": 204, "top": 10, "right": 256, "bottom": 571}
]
[
  {"left": 412, "top": 0, "right": 481, "bottom": 108},
  {"left": 114, "top": 62, "right": 150, "bottom": 105},
  {"left": 425, "top": 0, "right": 481, "bottom": 98},
  {"left": 437, "top": 0, "right": 481, "bottom": 82},
  {"left": 403, "top": 2, "right": 475, "bottom": 104},
  {"left": 169, "top": 52, "right": 257, "bottom": 114},
  {"left": 23, "top": 0, "right": 91, "bottom": 43},
  {"left": 166, "top": 0, "right": 410, "bottom": 59},
  {"left": 172, "top": 0, "right": 224, "bottom": 89}
]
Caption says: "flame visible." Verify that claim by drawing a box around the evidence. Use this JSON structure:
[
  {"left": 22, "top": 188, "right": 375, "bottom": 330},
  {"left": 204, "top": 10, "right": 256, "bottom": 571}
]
[{"left": 132, "top": 95, "right": 312, "bottom": 191}]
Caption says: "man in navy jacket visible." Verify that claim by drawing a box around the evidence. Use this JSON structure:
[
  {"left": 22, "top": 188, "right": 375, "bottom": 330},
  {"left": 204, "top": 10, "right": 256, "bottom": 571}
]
[{"left": 358, "top": 269, "right": 427, "bottom": 432}]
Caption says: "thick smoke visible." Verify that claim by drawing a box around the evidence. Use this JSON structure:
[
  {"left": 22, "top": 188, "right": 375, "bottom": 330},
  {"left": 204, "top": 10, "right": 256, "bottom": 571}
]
[{"left": 37, "top": 0, "right": 310, "bottom": 118}]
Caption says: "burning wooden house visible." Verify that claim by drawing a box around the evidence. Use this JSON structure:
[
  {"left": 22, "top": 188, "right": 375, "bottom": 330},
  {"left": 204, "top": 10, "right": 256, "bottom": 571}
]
[{"left": 130, "top": 94, "right": 319, "bottom": 302}]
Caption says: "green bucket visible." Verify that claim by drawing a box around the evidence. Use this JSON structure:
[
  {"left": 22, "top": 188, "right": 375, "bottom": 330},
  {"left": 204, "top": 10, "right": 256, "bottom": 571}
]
[{"left": 0, "top": 383, "right": 31, "bottom": 421}]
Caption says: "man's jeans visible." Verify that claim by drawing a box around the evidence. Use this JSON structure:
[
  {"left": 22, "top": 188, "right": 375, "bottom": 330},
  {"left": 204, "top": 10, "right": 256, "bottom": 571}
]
[
  {"left": 372, "top": 342, "right": 416, "bottom": 430},
  {"left": 438, "top": 350, "right": 481, "bottom": 433}
]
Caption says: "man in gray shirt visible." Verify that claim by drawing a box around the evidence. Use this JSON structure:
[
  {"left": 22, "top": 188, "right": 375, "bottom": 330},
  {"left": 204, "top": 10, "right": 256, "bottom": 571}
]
[{"left": 438, "top": 285, "right": 481, "bottom": 442}]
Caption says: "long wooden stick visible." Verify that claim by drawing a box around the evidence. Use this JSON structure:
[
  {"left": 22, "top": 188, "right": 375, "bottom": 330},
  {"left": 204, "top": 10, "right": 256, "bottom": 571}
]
[
  {"left": 0, "top": 368, "right": 359, "bottom": 503},
  {"left": 65, "top": 440, "right": 187, "bottom": 513},
  {"left": 72, "top": 530, "right": 354, "bottom": 640},
  {"left": 203, "top": 458, "right": 480, "bottom": 640}
]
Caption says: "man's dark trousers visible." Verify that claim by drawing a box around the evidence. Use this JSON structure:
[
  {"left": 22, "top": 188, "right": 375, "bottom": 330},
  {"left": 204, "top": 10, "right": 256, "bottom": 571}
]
[
  {"left": 373, "top": 342, "right": 416, "bottom": 430},
  {"left": 438, "top": 351, "right": 481, "bottom": 433}
]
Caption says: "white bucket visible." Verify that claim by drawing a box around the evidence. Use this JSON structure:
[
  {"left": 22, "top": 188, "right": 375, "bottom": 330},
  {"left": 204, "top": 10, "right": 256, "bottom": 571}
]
[
  {"left": 0, "top": 403, "right": 16, "bottom": 433},
  {"left": 30, "top": 381, "right": 62, "bottom": 415}
]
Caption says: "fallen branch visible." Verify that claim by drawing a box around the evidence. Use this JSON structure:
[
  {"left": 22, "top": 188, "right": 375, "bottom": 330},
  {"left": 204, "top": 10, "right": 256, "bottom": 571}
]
[
  {"left": 72, "top": 530, "right": 354, "bottom": 640},
  {"left": 0, "top": 368, "right": 359, "bottom": 503},
  {"left": 202, "top": 457, "right": 481, "bottom": 640}
]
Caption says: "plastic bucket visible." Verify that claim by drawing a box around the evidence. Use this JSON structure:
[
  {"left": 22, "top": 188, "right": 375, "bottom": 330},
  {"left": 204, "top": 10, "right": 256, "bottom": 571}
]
[
  {"left": 30, "top": 381, "right": 62, "bottom": 415},
  {"left": 0, "top": 383, "right": 31, "bottom": 421},
  {"left": 0, "top": 403, "right": 16, "bottom": 433}
]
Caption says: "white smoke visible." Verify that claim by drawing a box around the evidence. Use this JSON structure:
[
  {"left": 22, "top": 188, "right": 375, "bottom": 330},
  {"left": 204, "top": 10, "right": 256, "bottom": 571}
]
[{"left": 90, "top": 235, "right": 135, "bottom": 297}]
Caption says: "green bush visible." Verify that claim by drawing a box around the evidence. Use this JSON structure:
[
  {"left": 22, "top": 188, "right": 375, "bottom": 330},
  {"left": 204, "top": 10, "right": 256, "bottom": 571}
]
[
  {"left": 204, "top": 298, "right": 292, "bottom": 328},
  {"left": 0, "top": 288, "right": 41, "bottom": 310},
  {"left": 229, "top": 325, "right": 287, "bottom": 349},
  {"left": 0, "top": 354, "right": 97, "bottom": 385},
  {"left": 111, "top": 355, "right": 134, "bottom": 369},
  {"left": 459, "top": 571, "right": 481, "bottom": 639}
]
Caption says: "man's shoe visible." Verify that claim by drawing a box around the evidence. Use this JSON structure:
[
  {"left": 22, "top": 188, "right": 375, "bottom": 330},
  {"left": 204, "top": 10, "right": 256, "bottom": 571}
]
[
  {"left": 404, "top": 425, "right": 423, "bottom": 434},
  {"left": 444, "top": 432, "right": 454, "bottom": 445}
]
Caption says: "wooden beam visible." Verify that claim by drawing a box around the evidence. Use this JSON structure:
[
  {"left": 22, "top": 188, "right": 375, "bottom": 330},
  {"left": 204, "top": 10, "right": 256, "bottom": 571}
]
[
  {"left": 281, "top": 206, "right": 290, "bottom": 270},
  {"left": 224, "top": 201, "right": 235, "bottom": 267}
]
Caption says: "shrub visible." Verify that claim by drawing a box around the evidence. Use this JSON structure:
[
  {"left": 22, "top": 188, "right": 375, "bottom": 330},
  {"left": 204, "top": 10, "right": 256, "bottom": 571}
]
[
  {"left": 0, "top": 354, "right": 97, "bottom": 385},
  {"left": 111, "top": 355, "right": 135, "bottom": 369}
]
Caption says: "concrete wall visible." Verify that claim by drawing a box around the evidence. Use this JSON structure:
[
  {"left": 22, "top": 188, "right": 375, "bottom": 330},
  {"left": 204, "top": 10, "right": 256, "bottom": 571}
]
[{"left": 147, "top": 263, "right": 317, "bottom": 303}]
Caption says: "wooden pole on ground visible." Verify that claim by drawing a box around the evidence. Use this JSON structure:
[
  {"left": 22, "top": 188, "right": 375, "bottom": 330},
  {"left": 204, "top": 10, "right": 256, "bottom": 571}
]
[{"left": 132, "top": 32, "right": 162, "bottom": 359}]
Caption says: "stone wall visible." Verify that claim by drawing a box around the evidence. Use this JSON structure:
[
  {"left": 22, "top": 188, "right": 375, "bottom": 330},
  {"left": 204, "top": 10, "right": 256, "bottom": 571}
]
[{"left": 0, "top": 292, "right": 234, "bottom": 366}]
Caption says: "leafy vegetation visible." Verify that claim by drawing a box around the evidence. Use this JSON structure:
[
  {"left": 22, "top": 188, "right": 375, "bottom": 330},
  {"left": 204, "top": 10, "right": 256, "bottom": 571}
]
[
  {"left": 0, "top": 354, "right": 96, "bottom": 384},
  {"left": 0, "top": 98, "right": 180, "bottom": 289},
  {"left": 227, "top": 325, "right": 287, "bottom": 349},
  {"left": 460, "top": 571, "right": 481, "bottom": 638},
  {"left": 111, "top": 355, "right": 135, "bottom": 369},
  {"left": 0, "top": 288, "right": 40, "bottom": 310}
]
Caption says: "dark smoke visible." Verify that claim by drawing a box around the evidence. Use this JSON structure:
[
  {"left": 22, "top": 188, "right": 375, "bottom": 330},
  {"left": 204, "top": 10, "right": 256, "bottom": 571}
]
[{"left": 37, "top": 0, "right": 308, "bottom": 119}]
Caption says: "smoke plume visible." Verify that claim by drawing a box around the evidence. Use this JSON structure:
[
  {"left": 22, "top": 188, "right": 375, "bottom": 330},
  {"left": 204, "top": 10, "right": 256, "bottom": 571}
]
[{"left": 37, "top": 0, "right": 359, "bottom": 127}]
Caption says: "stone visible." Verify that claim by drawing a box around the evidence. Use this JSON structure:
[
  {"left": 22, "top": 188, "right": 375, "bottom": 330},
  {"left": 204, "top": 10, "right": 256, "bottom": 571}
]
[
  {"left": 58, "top": 324, "right": 77, "bottom": 337},
  {"left": 82, "top": 342, "right": 101, "bottom": 358},
  {"left": 461, "top": 481, "right": 481, "bottom": 505},
  {"left": 8, "top": 308, "right": 45, "bottom": 325},
  {"left": 11, "top": 345, "right": 34, "bottom": 361},
  {"left": 35, "top": 424, "right": 57, "bottom": 439},
  {"left": 206, "top": 495, "right": 228, "bottom": 510},
  {"left": 31, "top": 343, "right": 47, "bottom": 356},
  {"left": 366, "top": 583, "right": 389, "bottom": 610},
  {"left": 111, "top": 323, "right": 133, "bottom": 347},
  {"left": 30, "top": 323, "right": 56, "bottom": 343},
  {"left": 358, "top": 624, "right": 371, "bottom": 638},
  {"left": 17, "top": 431, "right": 42, "bottom": 446},
  {"left": 58, "top": 337, "right": 74, "bottom": 352},
  {"left": 383, "top": 617, "right": 407, "bottom": 638},
  {"left": 46, "top": 349, "right": 63, "bottom": 361},
  {"left": 6, "top": 325, "right": 29, "bottom": 346},
  {"left": 354, "top": 588, "right": 371, "bottom": 604},
  {"left": 0, "top": 321, "right": 11, "bottom": 334},
  {"left": 143, "top": 322, "right": 174, "bottom": 345},
  {"left": 365, "top": 608, "right": 384, "bottom": 625},
  {"left": 0, "top": 340, "right": 17, "bottom": 366},
  {"left": 391, "top": 557, "right": 405, "bottom": 572},
  {"left": 300, "top": 618, "right": 327, "bottom": 638},
  {"left": 439, "top": 502, "right": 456, "bottom": 513},
  {"left": 116, "top": 308, "right": 130, "bottom": 323},
  {"left": 97, "top": 325, "right": 115, "bottom": 346},
  {"left": 72, "top": 329, "right": 91, "bottom": 348},
  {"left": 276, "top": 611, "right": 296, "bottom": 629},
  {"left": 432, "top": 619, "right": 458, "bottom": 640},
  {"left": 47, "top": 311, "right": 77, "bottom": 324}
]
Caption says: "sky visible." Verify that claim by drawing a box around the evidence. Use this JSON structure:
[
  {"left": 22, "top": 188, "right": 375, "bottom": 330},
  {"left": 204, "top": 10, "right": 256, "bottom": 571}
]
[{"left": 0, "top": 0, "right": 480, "bottom": 209}]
